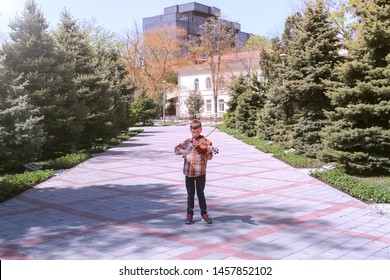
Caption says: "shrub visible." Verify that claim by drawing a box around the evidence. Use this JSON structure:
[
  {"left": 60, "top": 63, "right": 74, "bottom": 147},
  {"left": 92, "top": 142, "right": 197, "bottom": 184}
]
[
  {"left": 0, "top": 170, "right": 54, "bottom": 203},
  {"left": 219, "top": 124, "right": 390, "bottom": 203},
  {"left": 50, "top": 153, "right": 90, "bottom": 169},
  {"left": 39, "top": 153, "right": 90, "bottom": 170},
  {"left": 218, "top": 124, "right": 321, "bottom": 168},
  {"left": 277, "top": 153, "right": 317, "bottom": 168},
  {"left": 88, "top": 144, "right": 110, "bottom": 154},
  {"left": 312, "top": 170, "right": 390, "bottom": 203}
]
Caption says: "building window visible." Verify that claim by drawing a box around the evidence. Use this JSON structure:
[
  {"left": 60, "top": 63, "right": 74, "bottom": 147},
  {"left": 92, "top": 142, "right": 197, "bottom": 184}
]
[
  {"left": 218, "top": 99, "right": 225, "bottom": 112},
  {"left": 206, "top": 77, "right": 211, "bottom": 89},
  {"left": 206, "top": 99, "right": 212, "bottom": 112},
  {"left": 194, "top": 78, "right": 199, "bottom": 92}
]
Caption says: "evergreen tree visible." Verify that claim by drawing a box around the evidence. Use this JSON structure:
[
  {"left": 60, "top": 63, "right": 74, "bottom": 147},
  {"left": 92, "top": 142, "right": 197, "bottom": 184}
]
[
  {"left": 55, "top": 16, "right": 121, "bottom": 147},
  {"left": 322, "top": 0, "right": 390, "bottom": 175},
  {"left": 0, "top": 56, "right": 44, "bottom": 171},
  {"left": 90, "top": 27, "right": 130, "bottom": 135},
  {"left": 234, "top": 75, "right": 266, "bottom": 137},
  {"left": 131, "top": 91, "right": 158, "bottom": 126},
  {"left": 72, "top": 25, "right": 129, "bottom": 145},
  {"left": 257, "top": 15, "right": 302, "bottom": 142},
  {"left": 225, "top": 75, "right": 248, "bottom": 129},
  {"left": 53, "top": 10, "right": 92, "bottom": 147},
  {"left": 2, "top": 0, "right": 83, "bottom": 157},
  {"left": 278, "top": 0, "right": 341, "bottom": 156}
]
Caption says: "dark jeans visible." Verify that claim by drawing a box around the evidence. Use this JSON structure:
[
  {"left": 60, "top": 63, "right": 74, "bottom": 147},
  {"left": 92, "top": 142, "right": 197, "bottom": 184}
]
[{"left": 186, "top": 175, "right": 207, "bottom": 215}]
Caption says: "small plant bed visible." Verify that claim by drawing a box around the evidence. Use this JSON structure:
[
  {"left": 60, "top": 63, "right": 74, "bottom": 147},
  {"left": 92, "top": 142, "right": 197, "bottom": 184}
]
[
  {"left": 218, "top": 124, "right": 390, "bottom": 204},
  {"left": 0, "top": 129, "right": 143, "bottom": 203},
  {"left": 312, "top": 170, "right": 390, "bottom": 203},
  {"left": 218, "top": 125, "right": 322, "bottom": 168},
  {"left": 36, "top": 153, "right": 91, "bottom": 170},
  {"left": 0, "top": 170, "right": 54, "bottom": 203}
]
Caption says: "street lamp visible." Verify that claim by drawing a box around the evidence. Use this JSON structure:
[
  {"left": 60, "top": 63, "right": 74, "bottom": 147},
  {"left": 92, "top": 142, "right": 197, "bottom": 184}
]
[
  {"left": 280, "top": 53, "right": 287, "bottom": 86},
  {"left": 162, "top": 80, "right": 166, "bottom": 125}
]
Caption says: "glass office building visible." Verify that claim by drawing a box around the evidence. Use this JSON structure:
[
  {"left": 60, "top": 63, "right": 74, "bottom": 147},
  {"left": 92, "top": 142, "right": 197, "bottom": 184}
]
[{"left": 143, "top": 2, "right": 252, "bottom": 48}]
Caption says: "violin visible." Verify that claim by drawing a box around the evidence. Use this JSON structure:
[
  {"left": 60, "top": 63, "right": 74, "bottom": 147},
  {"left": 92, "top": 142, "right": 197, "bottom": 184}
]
[{"left": 193, "top": 136, "right": 219, "bottom": 154}]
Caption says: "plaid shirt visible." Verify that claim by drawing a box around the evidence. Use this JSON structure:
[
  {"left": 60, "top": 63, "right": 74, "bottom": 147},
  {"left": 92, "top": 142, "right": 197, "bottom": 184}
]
[{"left": 174, "top": 137, "right": 213, "bottom": 177}]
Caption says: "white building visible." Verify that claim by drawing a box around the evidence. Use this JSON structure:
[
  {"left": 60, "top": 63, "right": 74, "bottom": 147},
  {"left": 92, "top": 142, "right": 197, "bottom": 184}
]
[{"left": 170, "top": 51, "right": 262, "bottom": 119}]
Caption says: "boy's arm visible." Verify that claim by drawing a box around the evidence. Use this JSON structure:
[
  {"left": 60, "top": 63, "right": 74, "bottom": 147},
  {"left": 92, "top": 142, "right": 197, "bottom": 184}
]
[
  {"left": 174, "top": 139, "right": 189, "bottom": 155},
  {"left": 174, "top": 144, "right": 183, "bottom": 155}
]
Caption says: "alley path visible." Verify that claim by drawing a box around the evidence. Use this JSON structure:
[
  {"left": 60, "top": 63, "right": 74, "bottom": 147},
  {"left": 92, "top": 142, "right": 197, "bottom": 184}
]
[{"left": 0, "top": 125, "right": 389, "bottom": 260}]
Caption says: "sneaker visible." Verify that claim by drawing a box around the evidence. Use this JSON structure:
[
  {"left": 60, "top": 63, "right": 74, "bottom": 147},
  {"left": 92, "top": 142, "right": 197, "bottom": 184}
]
[
  {"left": 202, "top": 213, "right": 213, "bottom": 224},
  {"left": 185, "top": 214, "right": 193, "bottom": 224}
]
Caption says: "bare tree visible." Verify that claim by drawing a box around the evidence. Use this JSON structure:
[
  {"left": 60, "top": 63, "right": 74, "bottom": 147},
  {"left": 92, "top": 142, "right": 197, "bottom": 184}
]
[
  {"left": 122, "top": 24, "right": 189, "bottom": 96},
  {"left": 191, "top": 16, "right": 236, "bottom": 122},
  {"left": 121, "top": 23, "right": 144, "bottom": 91}
]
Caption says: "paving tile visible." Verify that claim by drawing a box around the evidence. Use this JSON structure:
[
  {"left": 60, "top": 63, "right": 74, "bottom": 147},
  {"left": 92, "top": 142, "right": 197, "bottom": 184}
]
[{"left": 1, "top": 125, "right": 389, "bottom": 260}]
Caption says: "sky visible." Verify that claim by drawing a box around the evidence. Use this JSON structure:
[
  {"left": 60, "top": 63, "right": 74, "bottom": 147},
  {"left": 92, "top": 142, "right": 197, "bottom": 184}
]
[{"left": 0, "top": 0, "right": 302, "bottom": 39}]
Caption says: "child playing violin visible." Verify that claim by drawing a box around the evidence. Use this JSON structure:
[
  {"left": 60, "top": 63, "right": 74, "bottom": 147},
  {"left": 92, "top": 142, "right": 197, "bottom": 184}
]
[{"left": 174, "top": 119, "right": 214, "bottom": 224}]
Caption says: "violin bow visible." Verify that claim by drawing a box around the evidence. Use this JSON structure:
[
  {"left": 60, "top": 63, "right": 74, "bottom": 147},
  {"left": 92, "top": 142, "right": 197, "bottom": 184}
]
[{"left": 203, "top": 126, "right": 218, "bottom": 139}]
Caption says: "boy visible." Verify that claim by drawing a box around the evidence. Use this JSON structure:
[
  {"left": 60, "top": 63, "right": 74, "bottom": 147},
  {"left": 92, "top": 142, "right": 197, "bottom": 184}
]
[{"left": 174, "top": 119, "right": 214, "bottom": 224}]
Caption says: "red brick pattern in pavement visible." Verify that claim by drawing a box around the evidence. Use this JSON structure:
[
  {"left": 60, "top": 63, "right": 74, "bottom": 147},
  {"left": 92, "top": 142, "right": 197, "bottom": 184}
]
[{"left": 0, "top": 125, "right": 389, "bottom": 260}]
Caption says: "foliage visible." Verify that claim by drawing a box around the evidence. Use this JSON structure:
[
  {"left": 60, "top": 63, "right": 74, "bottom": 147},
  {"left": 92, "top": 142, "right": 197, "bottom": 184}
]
[
  {"left": 243, "top": 35, "right": 271, "bottom": 52},
  {"left": 321, "top": 0, "right": 390, "bottom": 175},
  {"left": 89, "top": 24, "right": 131, "bottom": 135},
  {"left": 257, "top": 15, "right": 302, "bottom": 142},
  {"left": 51, "top": 10, "right": 89, "bottom": 154},
  {"left": 0, "top": 170, "right": 54, "bottom": 203},
  {"left": 131, "top": 91, "right": 158, "bottom": 125},
  {"left": 38, "top": 153, "right": 90, "bottom": 170},
  {"left": 71, "top": 22, "right": 130, "bottom": 147},
  {"left": 225, "top": 76, "right": 246, "bottom": 128},
  {"left": 312, "top": 169, "right": 390, "bottom": 203},
  {"left": 0, "top": 1, "right": 134, "bottom": 174},
  {"left": 186, "top": 91, "right": 204, "bottom": 119},
  {"left": 1, "top": 0, "right": 83, "bottom": 157},
  {"left": 0, "top": 56, "right": 44, "bottom": 171},
  {"left": 279, "top": 0, "right": 341, "bottom": 157},
  {"left": 226, "top": 75, "right": 266, "bottom": 136}
]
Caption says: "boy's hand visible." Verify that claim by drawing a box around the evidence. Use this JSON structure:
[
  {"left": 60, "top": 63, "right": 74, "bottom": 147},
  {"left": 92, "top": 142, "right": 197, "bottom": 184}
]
[
  {"left": 181, "top": 149, "right": 189, "bottom": 156},
  {"left": 207, "top": 146, "right": 213, "bottom": 153}
]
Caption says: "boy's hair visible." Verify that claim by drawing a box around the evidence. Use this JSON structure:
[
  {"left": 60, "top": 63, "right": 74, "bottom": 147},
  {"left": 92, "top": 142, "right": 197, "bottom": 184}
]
[{"left": 190, "top": 119, "right": 202, "bottom": 129}]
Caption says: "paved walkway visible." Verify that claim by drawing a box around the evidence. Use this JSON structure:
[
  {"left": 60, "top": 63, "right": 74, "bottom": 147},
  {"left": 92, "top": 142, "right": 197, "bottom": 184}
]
[{"left": 1, "top": 125, "right": 390, "bottom": 260}]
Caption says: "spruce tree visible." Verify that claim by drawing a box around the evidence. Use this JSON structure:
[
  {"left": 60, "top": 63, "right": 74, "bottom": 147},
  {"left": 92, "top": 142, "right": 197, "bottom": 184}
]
[
  {"left": 53, "top": 10, "right": 92, "bottom": 147},
  {"left": 70, "top": 25, "right": 129, "bottom": 146},
  {"left": 225, "top": 75, "right": 249, "bottom": 129},
  {"left": 322, "top": 0, "right": 390, "bottom": 175},
  {"left": 131, "top": 91, "right": 158, "bottom": 126},
  {"left": 280, "top": 0, "right": 341, "bottom": 156},
  {"left": 2, "top": 0, "right": 83, "bottom": 156},
  {"left": 257, "top": 15, "right": 302, "bottom": 142},
  {"left": 90, "top": 28, "right": 130, "bottom": 135},
  {"left": 233, "top": 75, "right": 266, "bottom": 137},
  {"left": 0, "top": 56, "right": 44, "bottom": 171},
  {"left": 225, "top": 74, "right": 266, "bottom": 136}
]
